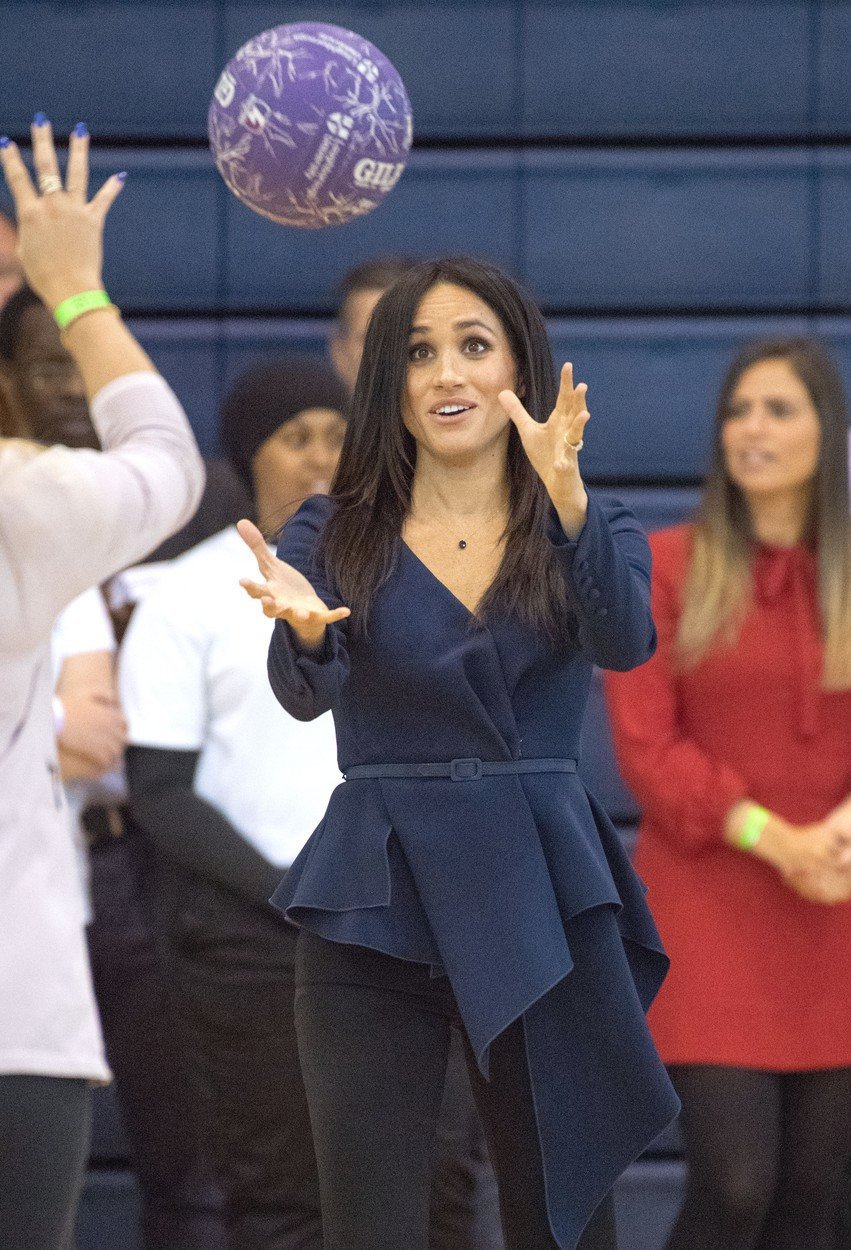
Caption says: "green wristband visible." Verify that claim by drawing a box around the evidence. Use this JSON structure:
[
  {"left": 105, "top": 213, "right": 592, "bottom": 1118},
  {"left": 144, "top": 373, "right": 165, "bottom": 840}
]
[
  {"left": 53, "top": 289, "right": 113, "bottom": 331},
  {"left": 738, "top": 803, "right": 770, "bottom": 851}
]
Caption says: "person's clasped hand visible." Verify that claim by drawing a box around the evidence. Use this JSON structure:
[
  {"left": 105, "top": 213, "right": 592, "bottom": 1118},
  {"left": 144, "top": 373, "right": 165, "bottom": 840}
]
[
  {"left": 58, "top": 689, "right": 127, "bottom": 778},
  {"left": 236, "top": 518, "right": 350, "bottom": 650},
  {"left": 782, "top": 814, "right": 851, "bottom": 905}
]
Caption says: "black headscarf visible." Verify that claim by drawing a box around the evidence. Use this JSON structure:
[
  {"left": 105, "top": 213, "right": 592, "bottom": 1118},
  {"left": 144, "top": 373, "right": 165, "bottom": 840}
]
[{"left": 219, "top": 356, "right": 348, "bottom": 497}]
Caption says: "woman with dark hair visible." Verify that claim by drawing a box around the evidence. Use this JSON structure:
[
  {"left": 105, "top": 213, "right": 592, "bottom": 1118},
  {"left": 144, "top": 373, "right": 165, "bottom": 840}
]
[
  {"left": 238, "top": 257, "right": 680, "bottom": 1250},
  {"left": 605, "top": 338, "right": 851, "bottom": 1250}
]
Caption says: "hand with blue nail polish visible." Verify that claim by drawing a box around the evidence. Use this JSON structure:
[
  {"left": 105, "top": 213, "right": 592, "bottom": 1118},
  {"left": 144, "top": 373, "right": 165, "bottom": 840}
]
[{"left": 0, "top": 121, "right": 127, "bottom": 310}]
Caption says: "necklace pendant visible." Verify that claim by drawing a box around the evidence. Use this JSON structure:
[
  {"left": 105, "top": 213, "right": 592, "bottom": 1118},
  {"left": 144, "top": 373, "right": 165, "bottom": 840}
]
[{"left": 458, "top": 539, "right": 467, "bottom": 550}]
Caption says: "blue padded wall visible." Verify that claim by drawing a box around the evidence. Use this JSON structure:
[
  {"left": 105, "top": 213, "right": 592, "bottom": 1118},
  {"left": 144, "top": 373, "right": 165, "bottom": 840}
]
[
  {"left": 4, "top": 2, "right": 848, "bottom": 140},
  {"left": 549, "top": 316, "right": 811, "bottom": 479},
  {"left": 816, "top": 149, "right": 851, "bottom": 306},
  {"left": 91, "top": 151, "right": 221, "bottom": 310},
  {"left": 817, "top": 2, "right": 851, "bottom": 132},
  {"left": 523, "top": 1, "right": 814, "bottom": 137},
  {"left": 12, "top": 148, "right": 844, "bottom": 316},
  {"left": 45, "top": 147, "right": 846, "bottom": 314},
  {"left": 522, "top": 149, "right": 817, "bottom": 310},
  {"left": 224, "top": 2, "right": 522, "bottom": 140},
  {"left": 0, "top": 2, "right": 219, "bottom": 138}
]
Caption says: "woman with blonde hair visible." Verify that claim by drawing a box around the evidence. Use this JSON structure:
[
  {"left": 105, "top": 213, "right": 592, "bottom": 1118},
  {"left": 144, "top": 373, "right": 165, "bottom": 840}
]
[{"left": 605, "top": 337, "right": 851, "bottom": 1250}]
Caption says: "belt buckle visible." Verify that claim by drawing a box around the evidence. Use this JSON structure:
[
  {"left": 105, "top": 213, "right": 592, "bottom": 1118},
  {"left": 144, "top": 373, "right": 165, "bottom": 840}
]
[{"left": 450, "top": 757, "right": 483, "bottom": 782}]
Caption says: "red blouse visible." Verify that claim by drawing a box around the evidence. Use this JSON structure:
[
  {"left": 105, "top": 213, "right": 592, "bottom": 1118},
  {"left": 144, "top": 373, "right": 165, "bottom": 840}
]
[{"left": 604, "top": 525, "right": 851, "bottom": 1070}]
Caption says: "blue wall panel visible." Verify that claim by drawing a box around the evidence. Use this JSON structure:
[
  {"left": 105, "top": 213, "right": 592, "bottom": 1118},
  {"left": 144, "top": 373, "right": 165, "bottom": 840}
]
[
  {"left": 90, "top": 151, "right": 222, "bottom": 310},
  {"left": 72, "top": 147, "right": 826, "bottom": 316},
  {"left": 130, "top": 318, "right": 333, "bottom": 451},
  {"left": 522, "top": 149, "right": 814, "bottom": 310},
  {"left": 817, "top": 2, "right": 851, "bottom": 132},
  {"left": 3, "top": 3, "right": 842, "bottom": 142},
  {"left": 547, "top": 316, "right": 809, "bottom": 478},
  {"left": 815, "top": 150, "right": 851, "bottom": 306},
  {"left": 225, "top": 2, "right": 521, "bottom": 140},
  {"left": 523, "top": 1, "right": 812, "bottom": 138},
  {"left": 224, "top": 150, "right": 521, "bottom": 310},
  {"left": 127, "top": 319, "right": 223, "bottom": 454},
  {"left": 222, "top": 318, "right": 330, "bottom": 391},
  {"left": 0, "top": 1, "right": 218, "bottom": 137},
  {"left": 815, "top": 317, "right": 851, "bottom": 410}
]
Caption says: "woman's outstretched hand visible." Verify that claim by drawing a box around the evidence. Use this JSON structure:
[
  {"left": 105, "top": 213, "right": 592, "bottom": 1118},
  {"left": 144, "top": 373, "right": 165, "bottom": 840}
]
[
  {"left": 498, "top": 362, "right": 589, "bottom": 538},
  {"left": 237, "top": 519, "right": 350, "bottom": 649},
  {"left": 0, "top": 119, "right": 125, "bottom": 310}
]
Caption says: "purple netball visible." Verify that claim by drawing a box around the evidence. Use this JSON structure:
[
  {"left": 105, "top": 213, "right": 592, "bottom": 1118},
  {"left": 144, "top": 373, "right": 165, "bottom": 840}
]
[{"left": 208, "top": 22, "right": 413, "bottom": 229}]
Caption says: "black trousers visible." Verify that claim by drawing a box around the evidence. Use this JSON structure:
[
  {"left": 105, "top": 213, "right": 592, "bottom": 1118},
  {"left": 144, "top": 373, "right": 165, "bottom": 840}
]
[
  {"left": 161, "top": 864, "right": 323, "bottom": 1250},
  {"left": 86, "top": 830, "right": 226, "bottom": 1250},
  {"left": 162, "top": 864, "right": 504, "bottom": 1250},
  {"left": 294, "top": 930, "right": 617, "bottom": 1250},
  {"left": 0, "top": 1074, "right": 91, "bottom": 1250}
]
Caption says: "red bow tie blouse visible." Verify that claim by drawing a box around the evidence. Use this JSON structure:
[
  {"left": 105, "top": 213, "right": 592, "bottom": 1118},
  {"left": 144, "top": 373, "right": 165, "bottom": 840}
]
[{"left": 605, "top": 524, "right": 851, "bottom": 1070}]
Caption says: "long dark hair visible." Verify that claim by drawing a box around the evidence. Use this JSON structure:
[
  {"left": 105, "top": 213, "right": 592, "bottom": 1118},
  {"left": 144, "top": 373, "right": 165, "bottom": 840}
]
[
  {"left": 678, "top": 337, "right": 851, "bottom": 687},
  {"left": 319, "top": 257, "right": 571, "bottom": 642}
]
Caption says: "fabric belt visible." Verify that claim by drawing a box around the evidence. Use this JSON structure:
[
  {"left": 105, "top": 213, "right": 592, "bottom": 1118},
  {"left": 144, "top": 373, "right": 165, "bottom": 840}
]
[{"left": 343, "top": 757, "right": 577, "bottom": 783}]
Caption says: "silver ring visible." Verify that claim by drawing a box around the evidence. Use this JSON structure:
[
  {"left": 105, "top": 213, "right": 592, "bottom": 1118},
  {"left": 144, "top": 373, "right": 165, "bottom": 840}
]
[
  {"left": 38, "top": 173, "right": 62, "bottom": 195},
  {"left": 565, "top": 437, "right": 584, "bottom": 452}
]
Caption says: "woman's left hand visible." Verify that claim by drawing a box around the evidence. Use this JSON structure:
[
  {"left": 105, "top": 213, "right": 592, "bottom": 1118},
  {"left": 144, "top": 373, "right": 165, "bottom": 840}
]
[{"left": 499, "top": 362, "right": 589, "bottom": 538}]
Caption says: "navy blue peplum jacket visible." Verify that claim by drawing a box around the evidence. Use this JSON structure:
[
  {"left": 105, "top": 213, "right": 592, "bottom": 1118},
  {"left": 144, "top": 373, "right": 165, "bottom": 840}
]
[{"left": 268, "top": 492, "right": 680, "bottom": 1249}]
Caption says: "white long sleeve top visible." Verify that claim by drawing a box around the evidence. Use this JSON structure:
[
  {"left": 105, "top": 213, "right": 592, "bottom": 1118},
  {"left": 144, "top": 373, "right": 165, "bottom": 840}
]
[{"left": 0, "top": 372, "right": 204, "bottom": 1080}]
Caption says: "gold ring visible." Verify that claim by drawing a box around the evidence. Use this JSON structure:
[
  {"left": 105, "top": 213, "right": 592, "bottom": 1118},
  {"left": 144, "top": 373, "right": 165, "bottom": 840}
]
[{"left": 38, "top": 174, "right": 62, "bottom": 195}]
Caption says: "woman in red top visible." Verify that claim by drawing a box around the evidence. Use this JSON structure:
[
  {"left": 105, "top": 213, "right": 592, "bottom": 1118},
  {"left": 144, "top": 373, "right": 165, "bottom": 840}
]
[{"left": 605, "top": 337, "right": 851, "bottom": 1250}]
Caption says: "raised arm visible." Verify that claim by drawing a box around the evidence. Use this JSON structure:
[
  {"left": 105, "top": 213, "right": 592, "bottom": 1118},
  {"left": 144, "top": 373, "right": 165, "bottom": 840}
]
[
  {"left": 499, "top": 363, "right": 655, "bottom": 669},
  {"left": 0, "top": 122, "right": 204, "bottom": 637},
  {"left": 3, "top": 119, "right": 155, "bottom": 395}
]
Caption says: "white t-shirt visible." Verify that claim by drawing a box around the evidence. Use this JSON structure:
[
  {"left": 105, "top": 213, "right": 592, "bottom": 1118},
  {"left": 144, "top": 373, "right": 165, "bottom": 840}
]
[
  {"left": 52, "top": 585, "right": 116, "bottom": 670},
  {"left": 119, "top": 526, "right": 340, "bottom": 867}
]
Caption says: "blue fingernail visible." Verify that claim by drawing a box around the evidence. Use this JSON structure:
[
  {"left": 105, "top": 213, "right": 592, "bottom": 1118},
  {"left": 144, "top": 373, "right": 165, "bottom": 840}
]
[
  {"left": 116, "top": 170, "right": 128, "bottom": 183},
  {"left": 33, "top": 112, "right": 48, "bottom": 127},
  {"left": 0, "top": 137, "right": 9, "bottom": 149},
  {"left": 73, "top": 122, "right": 88, "bottom": 139}
]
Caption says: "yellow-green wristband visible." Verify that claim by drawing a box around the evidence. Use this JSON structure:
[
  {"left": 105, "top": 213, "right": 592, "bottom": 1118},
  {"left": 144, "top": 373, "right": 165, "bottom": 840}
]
[
  {"left": 53, "top": 289, "right": 113, "bottom": 331},
  {"left": 738, "top": 803, "right": 770, "bottom": 852}
]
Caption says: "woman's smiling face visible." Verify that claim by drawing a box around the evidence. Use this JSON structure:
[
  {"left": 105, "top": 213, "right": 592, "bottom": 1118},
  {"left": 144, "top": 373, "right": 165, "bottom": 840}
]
[{"left": 402, "top": 282, "right": 520, "bottom": 465}]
